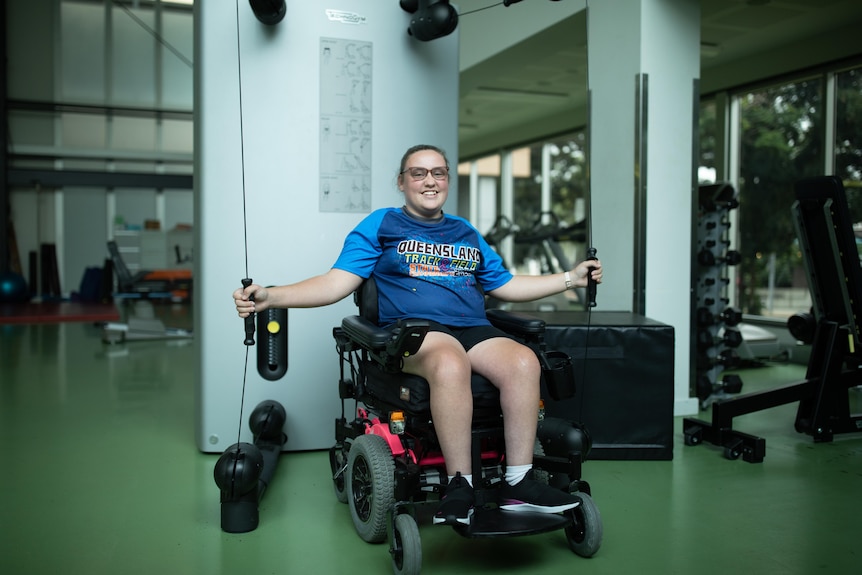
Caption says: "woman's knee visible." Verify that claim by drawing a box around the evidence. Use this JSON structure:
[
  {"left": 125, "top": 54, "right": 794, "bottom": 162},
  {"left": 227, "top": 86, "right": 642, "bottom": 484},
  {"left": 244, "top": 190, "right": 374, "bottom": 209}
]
[
  {"left": 500, "top": 343, "right": 541, "bottom": 379},
  {"left": 406, "top": 335, "right": 471, "bottom": 382}
]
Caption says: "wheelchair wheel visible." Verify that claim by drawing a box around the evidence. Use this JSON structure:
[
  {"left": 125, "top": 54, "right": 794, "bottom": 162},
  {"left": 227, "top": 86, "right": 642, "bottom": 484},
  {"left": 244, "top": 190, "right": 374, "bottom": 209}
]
[
  {"left": 329, "top": 444, "right": 348, "bottom": 504},
  {"left": 391, "top": 513, "right": 422, "bottom": 575},
  {"left": 346, "top": 433, "right": 395, "bottom": 543},
  {"left": 565, "top": 491, "right": 602, "bottom": 557}
]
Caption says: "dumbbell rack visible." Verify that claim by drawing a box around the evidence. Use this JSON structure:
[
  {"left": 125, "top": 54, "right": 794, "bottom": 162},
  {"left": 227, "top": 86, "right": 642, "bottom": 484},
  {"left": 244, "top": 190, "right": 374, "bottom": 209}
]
[{"left": 694, "top": 183, "right": 744, "bottom": 409}]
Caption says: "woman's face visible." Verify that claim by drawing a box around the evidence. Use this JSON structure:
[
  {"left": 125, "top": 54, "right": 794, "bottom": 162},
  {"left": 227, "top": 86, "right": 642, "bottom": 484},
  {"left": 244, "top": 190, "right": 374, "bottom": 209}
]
[{"left": 398, "top": 149, "right": 449, "bottom": 219}]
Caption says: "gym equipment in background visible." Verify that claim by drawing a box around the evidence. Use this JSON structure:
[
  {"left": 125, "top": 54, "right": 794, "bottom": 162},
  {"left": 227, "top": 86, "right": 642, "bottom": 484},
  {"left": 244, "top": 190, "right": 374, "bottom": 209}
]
[
  {"left": 106, "top": 241, "right": 192, "bottom": 301},
  {"left": 694, "top": 183, "right": 744, "bottom": 408},
  {"left": 684, "top": 176, "right": 862, "bottom": 462}
]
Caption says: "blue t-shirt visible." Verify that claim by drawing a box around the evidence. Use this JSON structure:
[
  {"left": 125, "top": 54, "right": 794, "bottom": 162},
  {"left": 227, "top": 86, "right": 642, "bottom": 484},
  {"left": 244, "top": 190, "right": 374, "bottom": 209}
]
[{"left": 333, "top": 207, "right": 513, "bottom": 327}]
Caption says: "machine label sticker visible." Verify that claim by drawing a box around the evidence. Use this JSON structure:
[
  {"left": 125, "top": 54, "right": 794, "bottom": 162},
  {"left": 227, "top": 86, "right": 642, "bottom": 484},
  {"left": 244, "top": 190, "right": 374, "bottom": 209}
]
[{"left": 325, "top": 10, "right": 367, "bottom": 25}]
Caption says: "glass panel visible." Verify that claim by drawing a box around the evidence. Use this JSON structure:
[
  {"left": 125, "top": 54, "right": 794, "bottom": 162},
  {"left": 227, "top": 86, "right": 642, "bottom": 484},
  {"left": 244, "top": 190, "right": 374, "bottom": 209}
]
[
  {"left": 161, "top": 118, "right": 194, "bottom": 153},
  {"left": 61, "top": 113, "right": 107, "bottom": 149},
  {"left": 737, "top": 78, "right": 823, "bottom": 317},
  {"left": 834, "top": 66, "right": 862, "bottom": 233},
  {"left": 549, "top": 135, "right": 588, "bottom": 262},
  {"left": 115, "top": 189, "right": 158, "bottom": 229},
  {"left": 699, "top": 99, "right": 717, "bottom": 184},
  {"left": 164, "top": 189, "right": 194, "bottom": 231},
  {"left": 60, "top": 2, "right": 106, "bottom": 102},
  {"left": 511, "top": 134, "right": 587, "bottom": 274},
  {"left": 111, "top": 4, "right": 156, "bottom": 106},
  {"left": 8, "top": 111, "right": 55, "bottom": 147},
  {"left": 161, "top": 10, "right": 194, "bottom": 110},
  {"left": 63, "top": 188, "right": 108, "bottom": 294},
  {"left": 458, "top": 153, "right": 502, "bottom": 254},
  {"left": 111, "top": 116, "right": 157, "bottom": 151}
]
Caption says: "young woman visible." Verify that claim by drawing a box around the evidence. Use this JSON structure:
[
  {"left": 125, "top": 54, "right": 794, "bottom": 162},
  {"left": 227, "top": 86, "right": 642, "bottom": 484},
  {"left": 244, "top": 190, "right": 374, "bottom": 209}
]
[{"left": 234, "top": 144, "right": 603, "bottom": 525}]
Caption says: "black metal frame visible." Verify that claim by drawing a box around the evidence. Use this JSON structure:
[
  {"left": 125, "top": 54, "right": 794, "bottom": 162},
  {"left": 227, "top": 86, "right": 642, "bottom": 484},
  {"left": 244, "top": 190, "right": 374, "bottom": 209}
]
[{"left": 683, "top": 176, "right": 862, "bottom": 462}]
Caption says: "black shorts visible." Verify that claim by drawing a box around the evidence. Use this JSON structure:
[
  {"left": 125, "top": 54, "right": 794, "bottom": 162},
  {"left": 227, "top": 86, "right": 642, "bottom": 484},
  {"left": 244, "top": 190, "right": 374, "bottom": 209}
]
[{"left": 423, "top": 320, "right": 515, "bottom": 352}]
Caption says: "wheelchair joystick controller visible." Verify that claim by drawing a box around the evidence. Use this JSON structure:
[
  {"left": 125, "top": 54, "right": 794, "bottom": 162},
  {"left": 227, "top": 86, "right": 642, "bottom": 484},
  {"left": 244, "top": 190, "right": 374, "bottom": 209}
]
[
  {"left": 586, "top": 247, "right": 598, "bottom": 307},
  {"left": 242, "top": 278, "right": 256, "bottom": 346}
]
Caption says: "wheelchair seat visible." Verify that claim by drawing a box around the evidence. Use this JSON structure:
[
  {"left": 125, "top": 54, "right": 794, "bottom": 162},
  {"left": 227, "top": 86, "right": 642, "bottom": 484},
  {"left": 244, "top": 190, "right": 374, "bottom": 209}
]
[{"left": 337, "top": 278, "right": 549, "bottom": 416}]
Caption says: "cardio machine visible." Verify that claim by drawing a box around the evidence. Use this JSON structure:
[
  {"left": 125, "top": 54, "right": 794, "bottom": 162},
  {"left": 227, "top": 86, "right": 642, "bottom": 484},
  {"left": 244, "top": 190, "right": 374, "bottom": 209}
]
[{"left": 328, "top": 279, "right": 603, "bottom": 574}]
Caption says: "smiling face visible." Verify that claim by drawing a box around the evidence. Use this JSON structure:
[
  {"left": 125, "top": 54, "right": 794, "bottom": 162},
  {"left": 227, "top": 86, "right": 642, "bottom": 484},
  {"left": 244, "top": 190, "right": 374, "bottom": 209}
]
[{"left": 398, "top": 148, "right": 450, "bottom": 220}]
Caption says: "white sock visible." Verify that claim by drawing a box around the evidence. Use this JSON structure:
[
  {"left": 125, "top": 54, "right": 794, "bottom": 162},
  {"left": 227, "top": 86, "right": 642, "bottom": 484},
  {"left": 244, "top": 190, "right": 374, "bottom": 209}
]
[
  {"left": 505, "top": 464, "right": 532, "bottom": 486},
  {"left": 448, "top": 473, "right": 473, "bottom": 487}
]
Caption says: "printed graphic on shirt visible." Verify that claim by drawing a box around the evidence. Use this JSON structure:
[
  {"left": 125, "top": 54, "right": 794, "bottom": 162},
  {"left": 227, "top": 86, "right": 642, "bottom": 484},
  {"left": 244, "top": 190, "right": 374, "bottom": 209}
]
[{"left": 397, "top": 239, "right": 480, "bottom": 278}]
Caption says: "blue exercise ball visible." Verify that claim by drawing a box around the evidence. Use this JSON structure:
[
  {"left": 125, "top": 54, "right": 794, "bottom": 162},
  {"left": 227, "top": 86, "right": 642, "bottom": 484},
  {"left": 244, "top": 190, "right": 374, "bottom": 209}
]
[{"left": 0, "top": 271, "right": 30, "bottom": 303}]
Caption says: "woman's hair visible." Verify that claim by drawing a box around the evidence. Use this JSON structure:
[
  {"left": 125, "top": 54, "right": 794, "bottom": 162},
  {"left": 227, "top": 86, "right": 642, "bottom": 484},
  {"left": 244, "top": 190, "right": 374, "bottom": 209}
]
[{"left": 399, "top": 144, "right": 449, "bottom": 173}]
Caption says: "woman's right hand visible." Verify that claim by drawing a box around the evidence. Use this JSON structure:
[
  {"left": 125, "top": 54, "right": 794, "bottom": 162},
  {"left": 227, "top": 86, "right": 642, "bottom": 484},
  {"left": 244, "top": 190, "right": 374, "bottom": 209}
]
[{"left": 233, "top": 283, "right": 268, "bottom": 317}]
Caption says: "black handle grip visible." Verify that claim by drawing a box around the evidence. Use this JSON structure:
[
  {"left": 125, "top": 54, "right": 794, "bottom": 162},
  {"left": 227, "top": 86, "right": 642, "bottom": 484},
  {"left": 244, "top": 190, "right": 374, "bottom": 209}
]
[
  {"left": 586, "top": 247, "right": 598, "bottom": 308},
  {"left": 242, "top": 278, "right": 256, "bottom": 346}
]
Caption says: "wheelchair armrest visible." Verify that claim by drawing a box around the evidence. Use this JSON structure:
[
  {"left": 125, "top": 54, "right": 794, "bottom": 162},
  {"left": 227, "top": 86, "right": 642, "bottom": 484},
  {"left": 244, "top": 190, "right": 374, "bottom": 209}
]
[
  {"left": 341, "top": 315, "right": 392, "bottom": 350},
  {"left": 341, "top": 316, "right": 430, "bottom": 360},
  {"left": 486, "top": 308, "right": 546, "bottom": 337}
]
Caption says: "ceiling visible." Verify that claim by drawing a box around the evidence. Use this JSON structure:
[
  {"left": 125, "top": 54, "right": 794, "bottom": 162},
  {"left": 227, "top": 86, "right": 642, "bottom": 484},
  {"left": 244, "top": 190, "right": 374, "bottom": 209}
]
[{"left": 456, "top": 0, "right": 862, "bottom": 159}]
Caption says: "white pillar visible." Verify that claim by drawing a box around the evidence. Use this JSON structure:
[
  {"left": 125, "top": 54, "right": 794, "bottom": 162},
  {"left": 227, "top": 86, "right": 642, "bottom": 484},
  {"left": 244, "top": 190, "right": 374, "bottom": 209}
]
[{"left": 589, "top": 0, "right": 700, "bottom": 415}]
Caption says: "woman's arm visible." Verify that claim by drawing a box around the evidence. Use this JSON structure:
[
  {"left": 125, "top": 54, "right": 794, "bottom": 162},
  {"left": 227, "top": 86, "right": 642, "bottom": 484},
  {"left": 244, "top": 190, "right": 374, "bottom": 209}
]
[
  {"left": 233, "top": 268, "right": 364, "bottom": 317},
  {"left": 487, "top": 259, "right": 602, "bottom": 303}
]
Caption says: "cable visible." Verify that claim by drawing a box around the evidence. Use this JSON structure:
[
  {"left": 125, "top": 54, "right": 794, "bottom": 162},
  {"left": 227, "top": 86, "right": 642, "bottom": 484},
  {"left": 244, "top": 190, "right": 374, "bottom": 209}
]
[
  {"left": 578, "top": 0, "right": 594, "bottom": 424},
  {"left": 233, "top": 0, "right": 256, "bottom": 448},
  {"left": 459, "top": 2, "right": 505, "bottom": 17}
]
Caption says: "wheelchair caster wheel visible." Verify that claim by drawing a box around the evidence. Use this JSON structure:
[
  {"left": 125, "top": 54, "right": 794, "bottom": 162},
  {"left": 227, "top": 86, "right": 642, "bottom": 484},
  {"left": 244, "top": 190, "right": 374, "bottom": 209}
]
[
  {"left": 329, "top": 444, "right": 348, "bottom": 504},
  {"left": 566, "top": 491, "right": 603, "bottom": 557},
  {"left": 391, "top": 513, "right": 422, "bottom": 575}
]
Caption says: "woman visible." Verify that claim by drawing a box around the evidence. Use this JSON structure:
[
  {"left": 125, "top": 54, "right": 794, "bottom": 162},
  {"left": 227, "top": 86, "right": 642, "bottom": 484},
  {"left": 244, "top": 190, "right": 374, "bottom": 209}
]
[{"left": 234, "top": 144, "right": 603, "bottom": 526}]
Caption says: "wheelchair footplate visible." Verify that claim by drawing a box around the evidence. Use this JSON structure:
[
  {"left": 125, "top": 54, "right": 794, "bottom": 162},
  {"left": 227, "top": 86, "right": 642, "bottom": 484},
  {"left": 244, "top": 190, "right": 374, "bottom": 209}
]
[{"left": 453, "top": 506, "right": 572, "bottom": 538}]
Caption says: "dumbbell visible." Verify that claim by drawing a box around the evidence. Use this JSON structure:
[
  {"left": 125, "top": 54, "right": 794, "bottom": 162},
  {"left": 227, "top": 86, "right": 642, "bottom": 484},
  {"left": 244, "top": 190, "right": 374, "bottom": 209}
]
[
  {"left": 695, "top": 373, "right": 744, "bottom": 402},
  {"left": 702, "top": 220, "right": 730, "bottom": 231},
  {"left": 700, "top": 276, "right": 730, "bottom": 288},
  {"left": 696, "top": 306, "right": 742, "bottom": 327},
  {"left": 697, "top": 248, "right": 742, "bottom": 267},
  {"left": 696, "top": 327, "right": 743, "bottom": 351},
  {"left": 696, "top": 348, "right": 741, "bottom": 371}
]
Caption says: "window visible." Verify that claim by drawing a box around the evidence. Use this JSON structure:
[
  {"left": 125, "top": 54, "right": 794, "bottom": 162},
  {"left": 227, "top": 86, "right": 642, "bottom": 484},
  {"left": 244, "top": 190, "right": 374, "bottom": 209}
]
[
  {"left": 835, "top": 66, "right": 862, "bottom": 216},
  {"left": 736, "top": 78, "right": 823, "bottom": 317},
  {"left": 698, "top": 99, "right": 717, "bottom": 184},
  {"left": 509, "top": 135, "right": 588, "bottom": 275}
]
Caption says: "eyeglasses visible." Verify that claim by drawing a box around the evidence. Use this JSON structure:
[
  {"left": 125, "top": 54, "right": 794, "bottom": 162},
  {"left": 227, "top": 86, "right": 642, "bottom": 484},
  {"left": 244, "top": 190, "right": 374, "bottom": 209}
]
[{"left": 401, "top": 166, "right": 449, "bottom": 181}]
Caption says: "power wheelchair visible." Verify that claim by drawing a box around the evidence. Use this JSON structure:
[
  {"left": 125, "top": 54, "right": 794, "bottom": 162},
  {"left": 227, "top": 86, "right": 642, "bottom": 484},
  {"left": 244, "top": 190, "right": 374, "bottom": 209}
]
[{"left": 329, "top": 280, "right": 603, "bottom": 574}]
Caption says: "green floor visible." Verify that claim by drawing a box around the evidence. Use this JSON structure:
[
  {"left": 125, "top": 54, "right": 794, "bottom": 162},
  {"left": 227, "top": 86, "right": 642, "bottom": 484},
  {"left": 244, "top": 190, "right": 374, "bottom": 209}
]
[{"left": 1, "top": 303, "right": 860, "bottom": 575}]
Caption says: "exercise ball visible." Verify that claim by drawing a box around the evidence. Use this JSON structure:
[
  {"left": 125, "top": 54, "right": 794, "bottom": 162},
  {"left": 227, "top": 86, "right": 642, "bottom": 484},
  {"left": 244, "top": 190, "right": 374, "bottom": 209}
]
[{"left": 0, "top": 271, "right": 30, "bottom": 304}]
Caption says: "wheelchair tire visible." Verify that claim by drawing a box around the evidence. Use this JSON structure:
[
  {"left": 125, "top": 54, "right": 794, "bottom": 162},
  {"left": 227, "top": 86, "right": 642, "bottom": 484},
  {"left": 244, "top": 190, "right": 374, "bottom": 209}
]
[
  {"left": 391, "top": 513, "right": 422, "bottom": 575},
  {"left": 565, "top": 491, "right": 602, "bottom": 558},
  {"left": 346, "top": 433, "right": 395, "bottom": 543}
]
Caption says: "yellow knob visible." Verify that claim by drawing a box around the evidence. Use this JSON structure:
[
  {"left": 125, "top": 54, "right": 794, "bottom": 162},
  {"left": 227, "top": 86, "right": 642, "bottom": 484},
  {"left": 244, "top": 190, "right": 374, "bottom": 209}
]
[{"left": 267, "top": 321, "right": 281, "bottom": 334}]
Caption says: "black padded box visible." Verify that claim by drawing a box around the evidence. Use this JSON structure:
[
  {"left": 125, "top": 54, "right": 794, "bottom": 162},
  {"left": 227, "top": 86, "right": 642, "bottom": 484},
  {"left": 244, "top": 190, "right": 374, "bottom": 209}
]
[{"left": 533, "top": 311, "right": 675, "bottom": 460}]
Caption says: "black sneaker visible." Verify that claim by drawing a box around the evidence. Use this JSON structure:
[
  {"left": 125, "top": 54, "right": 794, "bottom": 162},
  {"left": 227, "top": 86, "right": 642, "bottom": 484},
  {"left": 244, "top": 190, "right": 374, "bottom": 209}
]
[
  {"left": 499, "top": 471, "right": 580, "bottom": 513},
  {"left": 433, "top": 472, "right": 474, "bottom": 525}
]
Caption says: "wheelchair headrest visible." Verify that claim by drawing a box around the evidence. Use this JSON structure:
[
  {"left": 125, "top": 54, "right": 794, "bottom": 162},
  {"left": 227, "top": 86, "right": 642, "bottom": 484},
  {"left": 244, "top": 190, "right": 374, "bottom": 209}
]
[{"left": 354, "top": 277, "right": 380, "bottom": 325}]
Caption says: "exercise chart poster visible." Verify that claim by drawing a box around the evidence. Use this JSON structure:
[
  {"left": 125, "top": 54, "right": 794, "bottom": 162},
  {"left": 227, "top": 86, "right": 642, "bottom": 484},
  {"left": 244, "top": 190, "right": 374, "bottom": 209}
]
[{"left": 319, "top": 37, "right": 372, "bottom": 213}]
